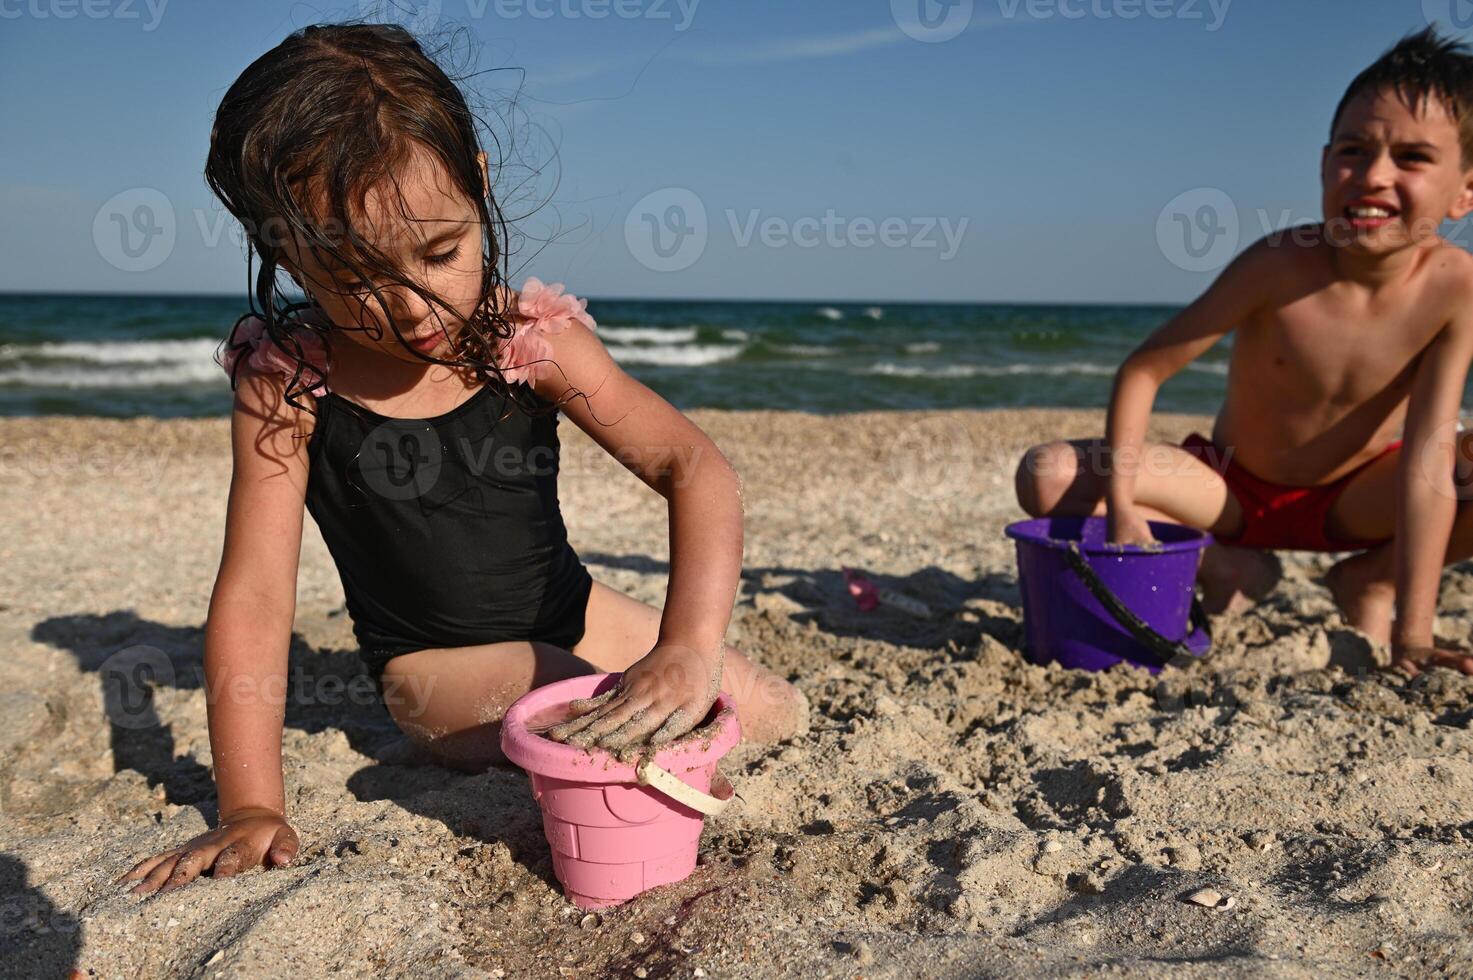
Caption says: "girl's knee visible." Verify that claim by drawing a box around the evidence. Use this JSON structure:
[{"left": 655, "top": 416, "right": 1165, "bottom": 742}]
[
  {"left": 723, "top": 650, "right": 809, "bottom": 744},
  {"left": 781, "top": 683, "right": 811, "bottom": 740}
]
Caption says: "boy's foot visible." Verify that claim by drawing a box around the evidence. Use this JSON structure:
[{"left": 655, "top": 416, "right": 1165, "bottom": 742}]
[
  {"left": 1325, "top": 546, "right": 1395, "bottom": 646},
  {"left": 1198, "top": 544, "right": 1282, "bottom": 615}
]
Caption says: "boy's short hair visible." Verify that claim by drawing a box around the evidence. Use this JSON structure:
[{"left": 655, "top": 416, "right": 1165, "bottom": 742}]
[{"left": 1330, "top": 26, "right": 1473, "bottom": 166}]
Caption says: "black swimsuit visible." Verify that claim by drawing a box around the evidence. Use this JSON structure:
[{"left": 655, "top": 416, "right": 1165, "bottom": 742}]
[{"left": 303, "top": 381, "right": 593, "bottom": 689}]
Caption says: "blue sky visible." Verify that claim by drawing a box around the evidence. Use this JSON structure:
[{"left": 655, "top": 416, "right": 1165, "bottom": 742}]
[{"left": 0, "top": 0, "right": 1466, "bottom": 303}]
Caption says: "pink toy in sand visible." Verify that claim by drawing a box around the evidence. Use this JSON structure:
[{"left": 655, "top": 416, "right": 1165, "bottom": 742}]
[
  {"left": 842, "top": 566, "right": 934, "bottom": 618},
  {"left": 499, "top": 673, "right": 741, "bottom": 909}
]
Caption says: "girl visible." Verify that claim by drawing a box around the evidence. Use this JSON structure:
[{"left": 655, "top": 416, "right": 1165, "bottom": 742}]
[{"left": 118, "top": 23, "right": 808, "bottom": 898}]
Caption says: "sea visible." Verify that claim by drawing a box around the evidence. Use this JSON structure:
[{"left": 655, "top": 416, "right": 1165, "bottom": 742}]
[{"left": 0, "top": 292, "right": 1236, "bottom": 418}]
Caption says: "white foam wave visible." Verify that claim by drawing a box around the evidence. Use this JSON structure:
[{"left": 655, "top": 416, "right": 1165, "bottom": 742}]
[
  {"left": 815, "top": 306, "right": 843, "bottom": 320},
  {"left": 0, "top": 362, "right": 227, "bottom": 388},
  {"left": 904, "top": 342, "right": 941, "bottom": 354},
  {"left": 1186, "top": 361, "right": 1229, "bottom": 376},
  {"left": 0, "top": 338, "right": 222, "bottom": 364},
  {"left": 605, "top": 344, "right": 743, "bottom": 367},
  {"left": 0, "top": 338, "right": 229, "bottom": 388},
  {"left": 598, "top": 325, "right": 698, "bottom": 345},
  {"left": 858, "top": 361, "right": 1118, "bottom": 379},
  {"left": 721, "top": 329, "right": 750, "bottom": 342},
  {"left": 862, "top": 307, "right": 884, "bottom": 320},
  {"left": 775, "top": 344, "right": 836, "bottom": 357}
]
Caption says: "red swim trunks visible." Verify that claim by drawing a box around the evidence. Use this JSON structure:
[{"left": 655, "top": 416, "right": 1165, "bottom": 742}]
[{"left": 1179, "top": 432, "right": 1401, "bottom": 552}]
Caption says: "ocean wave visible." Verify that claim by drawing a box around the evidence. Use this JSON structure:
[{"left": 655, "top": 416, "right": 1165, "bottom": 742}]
[
  {"left": 598, "top": 325, "right": 698, "bottom": 345},
  {"left": 1186, "top": 361, "right": 1229, "bottom": 375},
  {"left": 721, "top": 328, "right": 749, "bottom": 342},
  {"left": 862, "top": 306, "right": 884, "bottom": 320},
  {"left": 1010, "top": 330, "right": 1078, "bottom": 353},
  {"left": 605, "top": 344, "right": 743, "bottom": 367},
  {"left": 0, "top": 337, "right": 229, "bottom": 388},
  {"left": 0, "top": 362, "right": 227, "bottom": 388},
  {"left": 0, "top": 338, "right": 223, "bottom": 364},
  {"left": 773, "top": 344, "right": 837, "bottom": 357},
  {"left": 815, "top": 306, "right": 843, "bottom": 320},
  {"left": 904, "top": 342, "right": 941, "bottom": 354},
  {"left": 857, "top": 361, "right": 1118, "bottom": 379}
]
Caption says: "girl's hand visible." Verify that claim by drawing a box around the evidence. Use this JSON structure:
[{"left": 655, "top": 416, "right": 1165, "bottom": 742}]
[
  {"left": 1389, "top": 643, "right": 1473, "bottom": 678},
  {"left": 1107, "top": 503, "right": 1156, "bottom": 547},
  {"left": 116, "top": 807, "right": 299, "bottom": 897},
  {"left": 546, "top": 645, "right": 718, "bottom": 753}
]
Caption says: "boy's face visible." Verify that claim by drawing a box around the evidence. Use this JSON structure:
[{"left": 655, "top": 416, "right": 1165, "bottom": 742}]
[
  {"left": 1321, "top": 87, "right": 1473, "bottom": 256},
  {"left": 280, "top": 145, "right": 487, "bottom": 366}
]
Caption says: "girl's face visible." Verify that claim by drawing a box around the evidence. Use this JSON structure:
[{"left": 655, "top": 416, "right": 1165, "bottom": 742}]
[{"left": 282, "top": 145, "right": 487, "bottom": 366}]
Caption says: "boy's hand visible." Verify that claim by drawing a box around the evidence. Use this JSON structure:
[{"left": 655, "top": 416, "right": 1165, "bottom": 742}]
[
  {"left": 1389, "top": 644, "right": 1473, "bottom": 678},
  {"left": 546, "top": 645, "right": 718, "bottom": 753},
  {"left": 116, "top": 807, "right": 299, "bottom": 897},
  {"left": 1107, "top": 504, "right": 1157, "bottom": 547}
]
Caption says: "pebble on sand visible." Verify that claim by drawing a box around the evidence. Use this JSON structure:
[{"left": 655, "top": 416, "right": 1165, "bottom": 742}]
[{"left": 1184, "top": 888, "right": 1236, "bottom": 911}]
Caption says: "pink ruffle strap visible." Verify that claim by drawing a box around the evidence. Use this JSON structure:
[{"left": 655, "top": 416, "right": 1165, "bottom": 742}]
[
  {"left": 498, "top": 277, "right": 597, "bottom": 386},
  {"left": 220, "top": 315, "right": 333, "bottom": 395},
  {"left": 219, "top": 280, "right": 592, "bottom": 392}
]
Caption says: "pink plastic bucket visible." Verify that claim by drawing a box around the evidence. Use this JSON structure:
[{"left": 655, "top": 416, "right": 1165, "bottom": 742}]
[{"left": 499, "top": 673, "right": 742, "bottom": 909}]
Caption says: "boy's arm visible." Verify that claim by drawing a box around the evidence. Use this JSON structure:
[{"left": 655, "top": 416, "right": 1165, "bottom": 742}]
[
  {"left": 1105, "top": 239, "right": 1270, "bottom": 539},
  {"left": 1392, "top": 304, "right": 1473, "bottom": 673}
]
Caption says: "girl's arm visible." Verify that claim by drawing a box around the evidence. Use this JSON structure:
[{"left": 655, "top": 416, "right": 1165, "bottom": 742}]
[
  {"left": 119, "top": 365, "right": 308, "bottom": 895},
  {"left": 207, "top": 367, "right": 314, "bottom": 818},
  {"left": 1391, "top": 304, "right": 1473, "bottom": 675},
  {"left": 531, "top": 317, "right": 743, "bottom": 751},
  {"left": 1105, "top": 237, "right": 1269, "bottom": 542}
]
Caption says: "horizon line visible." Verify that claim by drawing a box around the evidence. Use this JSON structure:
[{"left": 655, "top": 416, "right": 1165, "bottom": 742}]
[{"left": 0, "top": 289, "right": 1188, "bottom": 309}]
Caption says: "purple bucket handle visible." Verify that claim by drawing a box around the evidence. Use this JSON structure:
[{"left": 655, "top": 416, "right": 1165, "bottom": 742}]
[{"left": 1060, "top": 541, "right": 1212, "bottom": 669}]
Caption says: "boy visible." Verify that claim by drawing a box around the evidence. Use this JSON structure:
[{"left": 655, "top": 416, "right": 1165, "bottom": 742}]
[{"left": 1015, "top": 27, "right": 1473, "bottom": 678}]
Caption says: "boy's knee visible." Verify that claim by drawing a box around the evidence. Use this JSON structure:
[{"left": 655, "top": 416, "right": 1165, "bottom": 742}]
[{"left": 1015, "top": 441, "right": 1078, "bottom": 516}]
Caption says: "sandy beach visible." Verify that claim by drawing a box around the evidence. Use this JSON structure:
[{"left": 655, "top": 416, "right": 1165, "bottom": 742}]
[{"left": 3, "top": 407, "right": 1472, "bottom": 978}]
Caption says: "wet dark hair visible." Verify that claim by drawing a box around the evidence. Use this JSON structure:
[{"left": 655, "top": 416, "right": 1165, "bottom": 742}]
[
  {"left": 1331, "top": 26, "right": 1473, "bottom": 166},
  {"left": 208, "top": 22, "right": 564, "bottom": 418}
]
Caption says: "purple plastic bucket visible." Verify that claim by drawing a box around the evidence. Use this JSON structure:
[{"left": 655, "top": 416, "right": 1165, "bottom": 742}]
[{"left": 1005, "top": 516, "right": 1212, "bottom": 673}]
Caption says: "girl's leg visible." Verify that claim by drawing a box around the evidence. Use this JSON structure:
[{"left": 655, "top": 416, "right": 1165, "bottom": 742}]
[
  {"left": 374, "top": 577, "right": 810, "bottom": 772},
  {"left": 571, "top": 580, "right": 810, "bottom": 746},
  {"left": 378, "top": 640, "right": 594, "bottom": 772}
]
